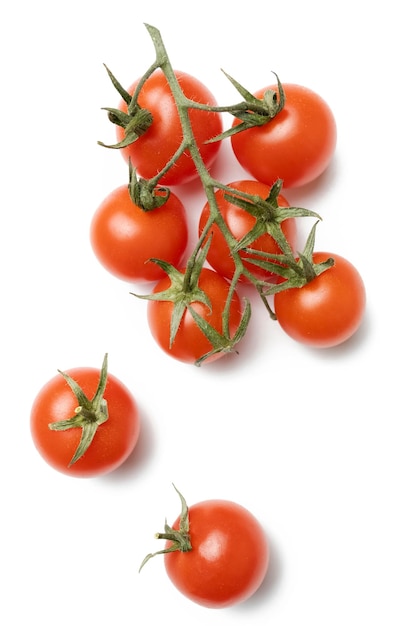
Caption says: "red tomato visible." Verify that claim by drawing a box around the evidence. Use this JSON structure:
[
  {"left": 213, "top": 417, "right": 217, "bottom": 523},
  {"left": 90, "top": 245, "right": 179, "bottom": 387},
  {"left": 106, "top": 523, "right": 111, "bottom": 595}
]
[
  {"left": 30, "top": 358, "right": 140, "bottom": 477},
  {"left": 164, "top": 499, "right": 269, "bottom": 608},
  {"left": 90, "top": 185, "right": 188, "bottom": 283},
  {"left": 274, "top": 252, "right": 366, "bottom": 347},
  {"left": 147, "top": 267, "right": 243, "bottom": 364},
  {"left": 198, "top": 179, "right": 297, "bottom": 283},
  {"left": 115, "top": 70, "right": 222, "bottom": 185},
  {"left": 231, "top": 83, "right": 337, "bottom": 188}
]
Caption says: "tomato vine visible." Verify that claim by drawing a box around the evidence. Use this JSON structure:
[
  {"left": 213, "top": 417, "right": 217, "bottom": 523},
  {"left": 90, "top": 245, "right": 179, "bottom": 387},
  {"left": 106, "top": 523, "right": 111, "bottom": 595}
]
[{"left": 99, "top": 23, "right": 338, "bottom": 364}]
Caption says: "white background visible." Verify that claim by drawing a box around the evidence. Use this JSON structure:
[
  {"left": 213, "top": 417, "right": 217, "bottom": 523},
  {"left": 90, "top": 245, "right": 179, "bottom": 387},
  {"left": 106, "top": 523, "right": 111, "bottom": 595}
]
[{"left": 1, "top": 1, "right": 416, "bottom": 624}]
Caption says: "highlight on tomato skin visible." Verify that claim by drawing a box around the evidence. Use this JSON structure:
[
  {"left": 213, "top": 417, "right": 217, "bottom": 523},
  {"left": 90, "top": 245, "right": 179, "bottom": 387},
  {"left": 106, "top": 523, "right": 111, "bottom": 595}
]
[
  {"left": 30, "top": 356, "right": 141, "bottom": 478},
  {"left": 273, "top": 252, "right": 366, "bottom": 348}
]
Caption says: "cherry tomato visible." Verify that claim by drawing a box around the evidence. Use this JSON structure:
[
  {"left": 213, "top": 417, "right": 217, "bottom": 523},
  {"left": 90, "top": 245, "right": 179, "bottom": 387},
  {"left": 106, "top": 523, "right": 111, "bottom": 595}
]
[
  {"left": 231, "top": 83, "right": 337, "bottom": 188},
  {"left": 90, "top": 185, "right": 188, "bottom": 283},
  {"left": 274, "top": 252, "right": 366, "bottom": 347},
  {"left": 198, "top": 179, "right": 297, "bottom": 283},
  {"left": 165, "top": 499, "right": 269, "bottom": 608},
  {"left": 115, "top": 70, "right": 222, "bottom": 185},
  {"left": 30, "top": 356, "right": 140, "bottom": 477},
  {"left": 147, "top": 267, "right": 243, "bottom": 364}
]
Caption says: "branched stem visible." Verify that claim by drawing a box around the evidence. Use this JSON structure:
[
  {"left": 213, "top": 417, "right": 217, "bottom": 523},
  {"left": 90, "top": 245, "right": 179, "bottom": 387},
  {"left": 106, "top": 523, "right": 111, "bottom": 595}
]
[{"left": 102, "top": 24, "right": 332, "bottom": 363}]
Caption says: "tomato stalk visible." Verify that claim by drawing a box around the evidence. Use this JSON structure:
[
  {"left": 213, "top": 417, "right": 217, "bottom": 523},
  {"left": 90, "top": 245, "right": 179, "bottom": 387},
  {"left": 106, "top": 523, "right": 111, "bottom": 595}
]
[
  {"left": 139, "top": 485, "right": 192, "bottom": 572},
  {"left": 48, "top": 354, "right": 110, "bottom": 466},
  {"left": 203, "top": 70, "right": 286, "bottom": 141},
  {"left": 145, "top": 24, "right": 287, "bottom": 140},
  {"left": 123, "top": 26, "right": 254, "bottom": 362},
  {"left": 140, "top": 24, "right": 331, "bottom": 284}
]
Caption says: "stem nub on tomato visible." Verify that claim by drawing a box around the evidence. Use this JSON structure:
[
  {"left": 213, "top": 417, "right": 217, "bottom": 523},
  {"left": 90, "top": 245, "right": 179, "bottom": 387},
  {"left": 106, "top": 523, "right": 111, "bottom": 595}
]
[{"left": 90, "top": 164, "right": 188, "bottom": 284}]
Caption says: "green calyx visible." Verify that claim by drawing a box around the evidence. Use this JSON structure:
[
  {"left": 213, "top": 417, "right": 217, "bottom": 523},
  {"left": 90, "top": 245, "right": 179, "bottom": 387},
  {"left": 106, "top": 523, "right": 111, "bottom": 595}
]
[
  {"left": 207, "top": 70, "right": 286, "bottom": 143},
  {"left": 98, "top": 64, "right": 154, "bottom": 150},
  {"left": 225, "top": 179, "right": 321, "bottom": 258},
  {"left": 128, "top": 160, "right": 171, "bottom": 211},
  {"left": 131, "top": 242, "right": 251, "bottom": 366},
  {"left": 262, "top": 221, "right": 335, "bottom": 297},
  {"left": 139, "top": 485, "right": 192, "bottom": 573},
  {"left": 133, "top": 244, "right": 213, "bottom": 346},
  {"left": 48, "top": 354, "right": 110, "bottom": 466}
]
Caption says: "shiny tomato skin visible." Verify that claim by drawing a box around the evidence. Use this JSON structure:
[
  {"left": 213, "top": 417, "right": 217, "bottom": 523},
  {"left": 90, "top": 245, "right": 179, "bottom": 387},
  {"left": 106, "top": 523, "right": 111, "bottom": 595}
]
[
  {"left": 30, "top": 367, "right": 141, "bottom": 477},
  {"left": 164, "top": 499, "right": 269, "bottom": 608},
  {"left": 231, "top": 84, "right": 337, "bottom": 188},
  {"left": 90, "top": 185, "right": 188, "bottom": 283},
  {"left": 198, "top": 179, "right": 297, "bottom": 283},
  {"left": 274, "top": 252, "right": 366, "bottom": 347},
  {"left": 147, "top": 268, "right": 242, "bottom": 364},
  {"left": 115, "top": 70, "right": 222, "bottom": 185}
]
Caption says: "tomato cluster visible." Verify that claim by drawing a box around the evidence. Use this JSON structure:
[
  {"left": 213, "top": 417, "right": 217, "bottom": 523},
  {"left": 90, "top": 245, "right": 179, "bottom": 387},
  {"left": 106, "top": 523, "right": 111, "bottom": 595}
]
[
  {"left": 91, "top": 26, "right": 365, "bottom": 365},
  {"left": 30, "top": 23, "right": 367, "bottom": 613}
]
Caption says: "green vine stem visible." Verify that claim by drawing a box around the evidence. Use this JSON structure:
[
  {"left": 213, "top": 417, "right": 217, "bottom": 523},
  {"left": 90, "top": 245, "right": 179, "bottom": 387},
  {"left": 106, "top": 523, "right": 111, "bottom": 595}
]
[{"left": 100, "top": 24, "right": 333, "bottom": 363}]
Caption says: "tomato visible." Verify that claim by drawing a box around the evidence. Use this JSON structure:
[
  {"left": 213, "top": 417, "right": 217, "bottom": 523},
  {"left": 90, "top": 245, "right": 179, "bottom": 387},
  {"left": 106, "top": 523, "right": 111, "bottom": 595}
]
[
  {"left": 198, "top": 179, "right": 297, "bottom": 283},
  {"left": 90, "top": 185, "right": 188, "bottom": 283},
  {"left": 146, "top": 267, "right": 243, "bottom": 364},
  {"left": 30, "top": 355, "right": 140, "bottom": 477},
  {"left": 164, "top": 499, "right": 269, "bottom": 608},
  {"left": 141, "top": 489, "right": 269, "bottom": 609},
  {"left": 114, "top": 70, "right": 222, "bottom": 185},
  {"left": 273, "top": 252, "right": 366, "bottom": 347},
  {"left": 231, "top": 83, "right": 337, "bottom": 188}
]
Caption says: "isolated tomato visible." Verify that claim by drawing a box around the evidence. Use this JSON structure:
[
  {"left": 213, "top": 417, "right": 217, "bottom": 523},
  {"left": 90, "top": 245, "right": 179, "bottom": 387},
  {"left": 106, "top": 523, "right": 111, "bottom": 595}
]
[
  {"left": 274, "top": 252, "right": 366, "bottom": 347},
  {"left": 141, "top": 489, "right": 269, "bottom": 609},
  {"left": 231, "top": 83, "right": 337, "bottom": 188},
  {"left": 166, "top": 499, "right": 268, "bottom": 608},
  {"left": 147, "top": 267, "right": 243, "bottom": 364},
  {"left": 198, "top": 179, "right": 297, "bottom": 283},
  {"left": 30, "top": 355, "right": 140, "bottom": 477},
  {"left": 114, "top": 70, "right": 222, "bottom": 185},
  {"left": 90, "top": 185, "right": 188, "bottom": 283}
]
